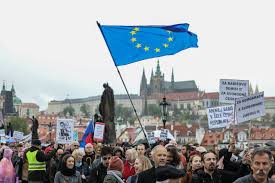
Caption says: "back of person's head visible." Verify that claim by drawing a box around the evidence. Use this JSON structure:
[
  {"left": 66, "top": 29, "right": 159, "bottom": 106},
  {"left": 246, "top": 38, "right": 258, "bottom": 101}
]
[
  {"left": 3, "top": 148, "right": 13, "bottom": 160},
  {"left": 72, "top": 149, "right": 84, "bottom": 160},
  {"left": 108, "top": 156, "right": 124, "bottom": 172},
  {"left": 101, "top": 146, "right": 113, "bottom": 157}
]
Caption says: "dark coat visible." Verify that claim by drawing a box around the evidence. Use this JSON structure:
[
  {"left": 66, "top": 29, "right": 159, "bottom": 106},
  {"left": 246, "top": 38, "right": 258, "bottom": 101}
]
[
  {"left": 191, "top": 169, "right": 222, "bottom": 183},
  {"left": 88, "top": 162, "right": 107, "bottom": 183},
  {"left": 233, "top": 174, "right": 274, "bottom": 183},
  {"left": 136, "top": 167, "right": 156, "bottom": 183}
]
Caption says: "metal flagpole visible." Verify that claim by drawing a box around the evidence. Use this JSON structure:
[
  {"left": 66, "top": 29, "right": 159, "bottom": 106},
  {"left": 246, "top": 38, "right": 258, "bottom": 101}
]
[{"left": 97, "top": 21, "right": 150, "bottom": 147}]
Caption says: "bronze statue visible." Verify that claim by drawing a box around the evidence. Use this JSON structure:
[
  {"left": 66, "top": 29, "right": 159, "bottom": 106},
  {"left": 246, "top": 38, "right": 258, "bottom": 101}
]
[
  {"left": 31, "top": 116, "right": 39, "bottom": 141},
  {"left": 99, "top": 83, "right": 115, "bottom": 144}
]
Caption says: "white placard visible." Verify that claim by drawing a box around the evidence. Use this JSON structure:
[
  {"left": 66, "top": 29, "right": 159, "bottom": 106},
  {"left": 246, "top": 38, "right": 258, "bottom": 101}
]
[
  {"left": 235, "top": 92, "right": 265, "bottom": 123},
  {"left": 0, "top": 129, "right": 5, "bottom": 136},
  {"left": 160, "top": 129, "right": 168, "bottom": 141},
  {"left": 207, "top": 105, "right": 235, "bottom": 129},
  {"left": 56, "top": 119, "right": 75, "bottom": 144},
  {"left": 13, "top": 131, "right": 24, "bottom": 140},
  {"left": 93, "top": 122, "right": 105, "bottom": 142},
  {"left": 219, "top": 79, "right": 249, "bottom": 104},
  {"left": 147, "top": 132, "right": 156, "bottom": 144}
]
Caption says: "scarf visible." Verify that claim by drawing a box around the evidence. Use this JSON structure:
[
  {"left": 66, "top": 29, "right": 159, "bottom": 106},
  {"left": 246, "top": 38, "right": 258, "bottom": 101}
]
[{"left": 107, "top": 170, "right": 124, "bottom": 183}]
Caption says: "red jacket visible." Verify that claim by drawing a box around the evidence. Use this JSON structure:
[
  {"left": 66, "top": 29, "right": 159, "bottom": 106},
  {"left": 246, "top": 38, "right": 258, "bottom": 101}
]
[{"left": 123, "top": 160, "right": 136, "bottom": 181}]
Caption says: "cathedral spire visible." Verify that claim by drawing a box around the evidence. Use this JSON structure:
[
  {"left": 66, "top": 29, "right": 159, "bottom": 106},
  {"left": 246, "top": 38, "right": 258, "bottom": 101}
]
[
  {"left": 171, "top": 68, "right": 175, "bottom": 89},
  {"left": 11, "top": 83, "right": 15, "bottom": 96},
  {"left": 155, "top": 60, "right": 161, "bottom": 76},
  {"left": 140, "top": 68, "right": 147, "bottom": 96},
  {"left": 2, "top": 80, "right": 6, "bottom": 92}
]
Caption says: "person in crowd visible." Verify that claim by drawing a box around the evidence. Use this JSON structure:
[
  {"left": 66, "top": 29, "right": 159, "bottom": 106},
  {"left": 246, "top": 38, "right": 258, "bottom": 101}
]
[
  {"left": 155, "top": 165, "right": 186, "bottom": 183},
  {"left": 233, "top": 148, "right": 274, "bottom": 183},
  {"left": 83, "top": 143, "right": 95, "bottom": 168},
  {"left": 123, "top": 148, "right": 138, "bottom": 181},
  {"left": 180, "top": 145, "right": 188, "bottom": 168},
  {"left": 24, "top": 139, "right": 58, "bottom": 183},
  {"left": 268, "top": 146, "right": 275, "bottom": 180},
  {"left": 68, "top": 141, "right": 80, "bottom": 154},
  {"left": 191, "top": 151, "right": 222, "bottom": 183},
  {"left": 103, "top": 156, "right": 124, "bottom": 183},
  {"left": 113, "top": 146, "right": 125, "bottom": 162},
  {"left": 126, "top": 156, "right": 152, "bottom": 183},
  {"left": 95, "top": 143, "right": 103, "bottom": 160},
  {"left": 0, "top": 148, "right": 16, "bottom": 182},
  {"left": 186, "top": 154, "right": 202, "bottom": 183},
  {"left": 136, "top": 144, "right": 146, "bottom": 157},
  {"left": 49, "top": 149, "right": 64, "bottom": 183},
  {"left": 137, "top": 145, "right": 168, "bottom": 183},
  {"left": 72, "top": 149, "right": 90, "bottom": 182},
  {"left": 54, "top": 154, "right": 82, "bottom": 183},
  {"left": 166, "top": 145, "right": 184, "bottom": 169},
  {"left": 12, "top": 143, "right": 24, "bottom": 181},
  {"left": 88, "top": 146, "right": 113, "bottom": 183}
]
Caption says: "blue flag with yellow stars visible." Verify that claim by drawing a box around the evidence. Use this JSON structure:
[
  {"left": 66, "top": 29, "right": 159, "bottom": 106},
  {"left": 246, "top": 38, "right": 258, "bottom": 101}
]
[{"left": 98, "top": 23, "right": 198, "bottom": 66}]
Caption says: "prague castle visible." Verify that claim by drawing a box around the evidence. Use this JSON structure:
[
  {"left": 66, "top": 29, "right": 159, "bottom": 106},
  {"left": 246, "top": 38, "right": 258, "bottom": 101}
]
[{"left": 47, "top": 61, "right": 219, "bottom": 116}]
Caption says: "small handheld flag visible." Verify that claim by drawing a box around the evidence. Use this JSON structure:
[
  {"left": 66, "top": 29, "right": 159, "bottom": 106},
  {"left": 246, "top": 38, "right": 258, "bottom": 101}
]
[{"left": 80, "top": 120, "right": 94, "bottom": 148}]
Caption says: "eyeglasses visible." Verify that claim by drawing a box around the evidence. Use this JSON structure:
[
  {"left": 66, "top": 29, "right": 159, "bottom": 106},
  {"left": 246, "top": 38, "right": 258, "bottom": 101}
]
[{"left": 102, "top": 156, "right": 112, "bottom": 161}]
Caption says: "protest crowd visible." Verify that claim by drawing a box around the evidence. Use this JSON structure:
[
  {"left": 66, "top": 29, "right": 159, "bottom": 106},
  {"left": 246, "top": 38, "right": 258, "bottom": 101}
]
[{"left": 0, "top": 137, "right": 275, "bottom": 183}]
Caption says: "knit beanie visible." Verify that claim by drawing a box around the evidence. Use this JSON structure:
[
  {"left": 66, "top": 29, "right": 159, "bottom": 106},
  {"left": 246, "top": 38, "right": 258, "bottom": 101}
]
[
  {"left": 155, "top": 165, "right": 186, "bottom": 181},
  {"left": 108, "top": 156, "right": 124, "bottom": 172}
]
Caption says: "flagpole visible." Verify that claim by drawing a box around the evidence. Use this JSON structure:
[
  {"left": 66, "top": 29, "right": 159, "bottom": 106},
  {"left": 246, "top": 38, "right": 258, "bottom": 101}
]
[{"left": 97, "top": 21, "right": 150, "bottom": 147}]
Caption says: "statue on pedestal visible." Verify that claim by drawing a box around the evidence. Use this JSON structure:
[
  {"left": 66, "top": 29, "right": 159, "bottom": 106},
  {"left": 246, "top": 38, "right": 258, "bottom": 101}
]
[
  {"left": 99, "top": 83, "right": 115, "bottom": 144},
  {"left": 31, "top": 116, "right": 39, "bottom": 141}
]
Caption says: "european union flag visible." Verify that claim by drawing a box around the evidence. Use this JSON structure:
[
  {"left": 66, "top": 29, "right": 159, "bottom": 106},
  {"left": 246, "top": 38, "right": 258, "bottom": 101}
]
[{"left": 98, "top": 23, "right": 198, "bottom": 66}]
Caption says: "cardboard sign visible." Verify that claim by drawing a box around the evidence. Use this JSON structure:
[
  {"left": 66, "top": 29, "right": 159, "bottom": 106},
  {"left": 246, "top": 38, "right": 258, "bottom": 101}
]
[
  {"left": 207, "top": 105, "right": 235, "bottom": 129},
  {"left": 0, "top": 129, "right": 5, "bottom": 137},
  {"left": 235, "top": 92, "right": 265, "bottom": 123},
  {"left": 13, "top": 131, "right": 24, "bottom": 140},
  {"left": 93, "top": 122, "right": 105, "bottom": 142},
  {"left": 56, "top": 119, "right": 75, "bottom": 144},
  {"left": 219, "top": 79, "right": 249, "bottom": 104}
]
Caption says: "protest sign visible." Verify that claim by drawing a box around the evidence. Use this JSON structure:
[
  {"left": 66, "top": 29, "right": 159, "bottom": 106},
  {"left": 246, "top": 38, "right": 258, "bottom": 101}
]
[
  {"left": 13, "top": 131, "right": 24, "bottom": 140},
  {"left": 147, "top": 132, "right": 156, "bottom": 144},
  {"left": 160, "top": 129, "right": 168, "bottom": 141},
  {"left": 207, "top": 105, "right": 235, "bottom": 129},
  {"left": 235, "top": 92, "right": 265, "bottom": 123},
  {"left": 0, "top": 129, "right": 5, "bottom": 136},
  {"left": 74, "top": 131, "right": 78, "bottom": 141},
  {"left": 93, "top": 122, "right": 105, "bottom": 142},
  {"left": 56, "top": 119, "right": 74, "bottom": 144},
  {"left": 219, "top": 79, "right": 249, "bottom": 104}
]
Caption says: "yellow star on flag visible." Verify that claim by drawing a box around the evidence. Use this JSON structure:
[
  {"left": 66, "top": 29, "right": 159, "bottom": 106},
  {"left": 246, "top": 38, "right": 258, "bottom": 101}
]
[
  {"left": 144, "top": 46, "right": 150, "bottom": 51},
  {"left": 167, "top": 30, "right": 172, "bottom": 34},
  {"left": 130, "top": 31, "right": 136, "bottom": 35},
  {"left": 168, "top": 37, "right": 173, "bottom": 42},
  {"left": 136, "top": 43, "right": 142, "bottom": 48},
  {"left": 155, "top": 48, "right": 160, "bottom": 52},
  {"left": 163, "top": 43, "right": 169, "bottom": 48},
  {"left": 131, "top": 38, "right": 137, "bottom": 42},
  {"left": 133, "top": 27, "right": 140, "bottom": 32}
]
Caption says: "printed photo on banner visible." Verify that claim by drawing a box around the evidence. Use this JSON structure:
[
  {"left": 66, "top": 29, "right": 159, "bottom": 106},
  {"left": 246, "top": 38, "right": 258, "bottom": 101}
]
[
  {"left": 207, "top": 105, "right": 235, "bottom": 129},
  {"left": 160, "top": 129, "right": 168, "bottom": 141},
  {"left": 235, "top": 92, "right": 265, "bottom": 123},
  {"left": 93, "top": 122, "right": 105, "bottom": 142},
  {"left": 219, "top": 79, "right": 249, "bottom": 104},
  {"left": 147, "top": 132, "right": 156, "bottom": 144},
  {"left": 56, "top": 119, "right": 75, "bottom": 144}
]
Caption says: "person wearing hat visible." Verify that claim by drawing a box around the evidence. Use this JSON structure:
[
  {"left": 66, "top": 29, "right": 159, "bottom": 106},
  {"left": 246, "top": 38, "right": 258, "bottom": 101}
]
[
  {"left": 24, "top": 139, "right": 58, "bottom": 183},
  {"left": 103, "top": 156, "right": 124, "bottom": 183}
]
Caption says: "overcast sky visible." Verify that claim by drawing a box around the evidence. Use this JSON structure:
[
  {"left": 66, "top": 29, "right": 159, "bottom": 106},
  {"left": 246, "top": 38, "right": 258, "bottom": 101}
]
[{"left": 0, "top": 0, "right": 274, "bottom": 110}]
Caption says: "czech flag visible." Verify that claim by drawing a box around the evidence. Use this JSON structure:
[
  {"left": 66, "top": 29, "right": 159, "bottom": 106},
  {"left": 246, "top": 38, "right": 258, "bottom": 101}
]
[{"left": 80, "top": 120, "right": 94, "bottom": 147}]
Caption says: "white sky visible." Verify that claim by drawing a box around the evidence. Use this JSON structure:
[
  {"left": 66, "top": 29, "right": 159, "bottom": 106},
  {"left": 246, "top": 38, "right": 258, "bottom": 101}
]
[{"left": 0, "top": 0, "right": 274, "bottom": 110}]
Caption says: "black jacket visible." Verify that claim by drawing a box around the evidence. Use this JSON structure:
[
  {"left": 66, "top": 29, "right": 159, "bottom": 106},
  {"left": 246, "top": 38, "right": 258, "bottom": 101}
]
[
  {"left": 191, "top": 169, "right": 222, "bottom": 183},
  {"left": 137, "top": 167, "right": 156, "bottom": 183},
  {"left": 88, "top": 162, "right": 107, "bottom": 183},
  {"left": 24, "top": 146, "right": 57, "bottom": 182}
]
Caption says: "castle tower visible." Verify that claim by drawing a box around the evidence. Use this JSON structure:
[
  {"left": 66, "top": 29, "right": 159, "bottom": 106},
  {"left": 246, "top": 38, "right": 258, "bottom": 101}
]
[
  {"left": 140, "top": 68, "right": 147, "bottom": 96},
  {"left": 171, "top": 68, "right": 175, "bottom": 90}
]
